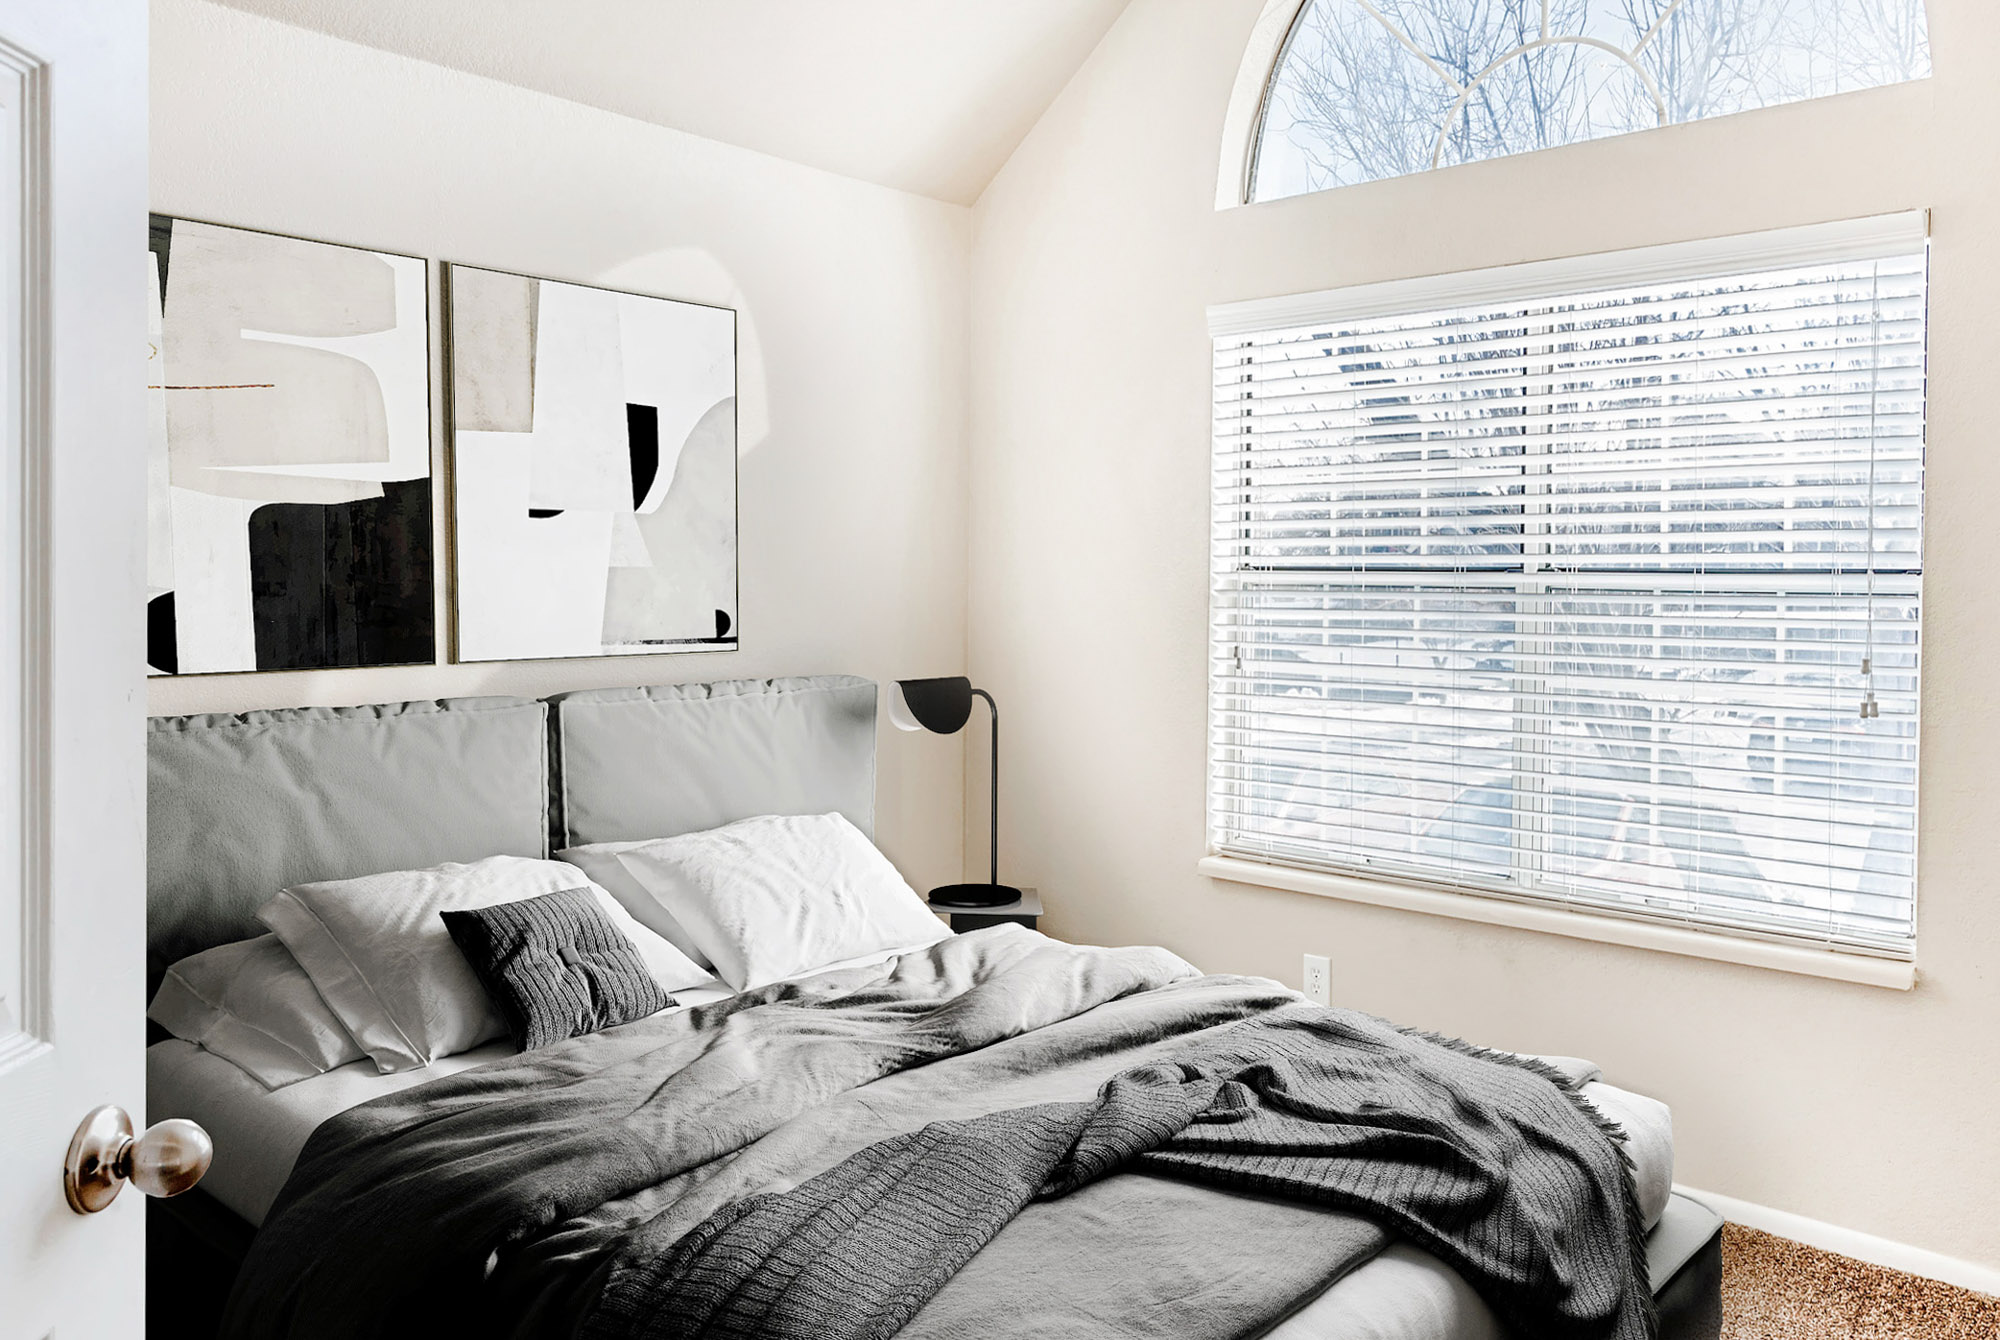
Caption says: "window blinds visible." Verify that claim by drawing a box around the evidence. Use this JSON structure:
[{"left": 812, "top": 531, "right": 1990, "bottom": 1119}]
[{"left": 1209, "top": 216, "right": 1926, "bottom": 957}]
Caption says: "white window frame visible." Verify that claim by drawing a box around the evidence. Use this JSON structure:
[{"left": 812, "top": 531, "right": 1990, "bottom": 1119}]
[
  {"left": 1230, "top": 0, "right": 1934, "bottom": 206},
  {"left": 1202, "top": 213, "right": 1927, "bottom": 990}
]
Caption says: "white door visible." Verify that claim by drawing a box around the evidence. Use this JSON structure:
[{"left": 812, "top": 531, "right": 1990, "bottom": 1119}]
[{"left": 0, "top": 2, "right": 150, "bottom": 1337}]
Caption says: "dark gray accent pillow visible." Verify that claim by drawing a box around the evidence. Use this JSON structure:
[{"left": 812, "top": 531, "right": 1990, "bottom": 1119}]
[{"left": 440, "top": 888, "right": 672, "bottom": 1051}]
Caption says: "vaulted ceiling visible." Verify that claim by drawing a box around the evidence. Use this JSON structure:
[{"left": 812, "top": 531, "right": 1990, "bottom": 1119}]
[{"left": 206, "top": 0, "right": 1135, "bottom": 205}]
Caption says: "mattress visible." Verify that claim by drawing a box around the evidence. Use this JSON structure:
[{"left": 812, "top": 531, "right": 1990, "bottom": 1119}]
[{"left": 148, "top": 965, "right": 1679, "bottom": 1340}]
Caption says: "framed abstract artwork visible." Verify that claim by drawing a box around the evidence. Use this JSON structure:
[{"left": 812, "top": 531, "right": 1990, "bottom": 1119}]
[
  {"left": 146, "top": 216, "right": 435, "bottom": 675},
  {"left": 446, "top": 265, "right": 737, "bottom": 663}
]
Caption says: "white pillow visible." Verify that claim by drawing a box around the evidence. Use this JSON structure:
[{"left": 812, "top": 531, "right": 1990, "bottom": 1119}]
[
  {"left": 612, "top": 813, "right": 952, "bottom": 990},
  {"left": 148, "top": 935, "right": 365, "bottom": 1089},
  {"left": 555, "top": 840, "right": 715, "bottom": 973},
  {"left": 259, "top": 856, "right": 710, "bottom": 1073}
]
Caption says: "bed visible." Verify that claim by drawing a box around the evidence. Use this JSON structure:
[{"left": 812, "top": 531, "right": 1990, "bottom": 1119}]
[{"left": 144, "top": 675, "right": 1724, "bottom": 1340}]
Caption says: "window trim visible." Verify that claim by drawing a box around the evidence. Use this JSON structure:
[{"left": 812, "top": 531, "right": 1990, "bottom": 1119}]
[
  {"left": 1217, "top": 0, "right": 1310, "bottom": 210},
  {"left": 1209, "top": 210, "right": 1930, "bottom": 335},
  {"left": 1200, "top": 854, "right": 1918, "bottom": 989},
  {"left": 1205, "top": 213, "right": 1930, "bottom": 978}
]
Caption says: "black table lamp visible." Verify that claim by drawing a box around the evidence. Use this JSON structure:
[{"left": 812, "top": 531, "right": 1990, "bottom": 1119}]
[{"left": 889, "top": 676, "right": 1022, "bottom": 909}]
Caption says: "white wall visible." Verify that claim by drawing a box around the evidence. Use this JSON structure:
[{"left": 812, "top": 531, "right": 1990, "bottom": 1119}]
[
  {"left": 970, "top": 0, "right": 2000, "bottom": 1267},
  {"left": 149, "top": 0, "right": 974, "bottom": 890}
]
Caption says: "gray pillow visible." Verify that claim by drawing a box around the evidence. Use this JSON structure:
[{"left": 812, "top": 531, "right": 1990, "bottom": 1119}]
[{"left": 440, "top": 889, "right": 672, "bottom": 1051}]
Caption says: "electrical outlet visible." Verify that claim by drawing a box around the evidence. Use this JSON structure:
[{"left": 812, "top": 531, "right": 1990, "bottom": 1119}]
[{"left": 1302, "top": 953, "right": 1331, "bottom": 1005}]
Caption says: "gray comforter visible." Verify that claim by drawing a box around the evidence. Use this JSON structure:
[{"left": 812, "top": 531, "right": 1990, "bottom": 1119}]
[{"left": 222, "top": 928, "right": 1647, "bottom": 1340}]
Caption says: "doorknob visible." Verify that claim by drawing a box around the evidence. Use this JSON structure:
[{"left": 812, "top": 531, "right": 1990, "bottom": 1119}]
[{"left": 62, "top": 1105, "right": 211, "bottom": 1214}]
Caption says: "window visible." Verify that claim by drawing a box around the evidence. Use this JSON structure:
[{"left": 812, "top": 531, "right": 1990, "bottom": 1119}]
[
  {"left": 1250, "top": 0, "right": 1932, "bottom": 203},
  {"left": 1208, "top": 215, "right": 1926, "bottom": 957}
]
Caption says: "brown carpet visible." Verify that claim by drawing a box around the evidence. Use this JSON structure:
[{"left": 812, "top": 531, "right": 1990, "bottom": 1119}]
[{"left": 1722, "top": 1224, "right": 2000, "bottom": 1339}]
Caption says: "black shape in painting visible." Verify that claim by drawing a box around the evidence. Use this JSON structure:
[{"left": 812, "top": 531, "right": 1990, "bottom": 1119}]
[
  {"left": 715, "top": 609, "right": 731, "bottom": 640},
  {"left": 626, "top": 403, "right": 660, "bottom": 510},
  {"left": 147, "top": 592, "right": 179, "bottom": 675},
  {"left": 148, "top": 213, "right": 173, "bottom": 301},
  {"left": 528, "top": 508, "right": 565, "bottom": 519},
  {"left": 246, "top": 478, "right": 436, "bottom": 671}
]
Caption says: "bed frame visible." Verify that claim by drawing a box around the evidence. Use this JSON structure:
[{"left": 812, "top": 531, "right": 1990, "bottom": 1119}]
[
  {"left": 144, "top": 673, "right": 1721, "bottom": 1339},
  {"left": 146, "top": 675, "right": 877, "bottom": 1333}
]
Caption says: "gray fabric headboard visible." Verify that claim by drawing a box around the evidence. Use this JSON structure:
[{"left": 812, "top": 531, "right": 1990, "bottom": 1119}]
[
  {"left": 147, "top": 676, "right": 879, "bottom": 994},
  {"left": 550, "top": 676, "right": 878, "bottom": 850},
  {"left": 146, "top": 696, "right": 549, "bottom": 994}
]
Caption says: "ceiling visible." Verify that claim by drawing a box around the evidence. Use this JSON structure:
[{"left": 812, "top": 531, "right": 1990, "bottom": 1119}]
[{"left": 206, "top": 0, "right": 1135, "bottom": 205}]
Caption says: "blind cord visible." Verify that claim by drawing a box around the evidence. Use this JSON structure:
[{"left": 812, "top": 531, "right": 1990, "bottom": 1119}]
[{"left": 1860, "top": 262, "right": 1882, "bottom": 721}]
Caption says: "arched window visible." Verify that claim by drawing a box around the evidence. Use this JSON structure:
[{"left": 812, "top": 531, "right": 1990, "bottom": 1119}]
[{"left": 1249, "top": 0, "right": 1931, "bottom": 203}]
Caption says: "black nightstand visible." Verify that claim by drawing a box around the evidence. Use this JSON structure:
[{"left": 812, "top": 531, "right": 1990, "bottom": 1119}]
[{"left": 929, "top": 887, "right": 1041, "bottom": 933}]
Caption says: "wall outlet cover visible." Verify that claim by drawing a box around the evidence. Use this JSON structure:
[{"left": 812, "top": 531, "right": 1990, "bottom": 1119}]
[{"left": 1303, "top": 953, "right": 1330, "bottom": 1005}]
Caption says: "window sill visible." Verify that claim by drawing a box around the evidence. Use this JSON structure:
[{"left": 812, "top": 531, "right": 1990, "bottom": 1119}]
[{"left": 1198, "top": 855, "right": 1917, "bottom": 991}]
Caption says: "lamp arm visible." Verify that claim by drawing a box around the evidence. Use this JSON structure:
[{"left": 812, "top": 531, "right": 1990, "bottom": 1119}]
[{"left": 972, "top": 688, "right": 998, "bottom": 887}]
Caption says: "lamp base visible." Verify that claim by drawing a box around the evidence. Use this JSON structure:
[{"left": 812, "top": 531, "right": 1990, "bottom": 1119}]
[{"left": 926, "top": 882, "right": 1023, "bottom": 909}]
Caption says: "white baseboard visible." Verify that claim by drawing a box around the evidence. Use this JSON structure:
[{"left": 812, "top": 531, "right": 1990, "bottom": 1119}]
[{"left": 1675, "top": 1183, "right": 2000, "bottom": 1299}]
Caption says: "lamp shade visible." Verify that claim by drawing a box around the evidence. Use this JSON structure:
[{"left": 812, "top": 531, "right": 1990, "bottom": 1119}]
[{"left": 888, "top": 677, "right": 974, "bottom": 735}]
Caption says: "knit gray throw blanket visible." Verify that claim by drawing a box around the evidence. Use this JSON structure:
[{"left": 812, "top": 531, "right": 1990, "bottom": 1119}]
[{"left": 587, "top": 1008, "right": 1652, "bottom": 1340}]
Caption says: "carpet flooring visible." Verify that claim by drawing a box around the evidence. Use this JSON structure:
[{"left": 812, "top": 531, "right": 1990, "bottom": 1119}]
[{"left": 1721, "top": 1224, "right": 2000, "bottom": 1339}]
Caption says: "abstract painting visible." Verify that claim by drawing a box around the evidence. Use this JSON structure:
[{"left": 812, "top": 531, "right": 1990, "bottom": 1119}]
[
  {"left": 146, "top": 216, "right": 434, "bottom": 676},
  {"left": 447, "top": 265, "right": 737, "bottom": 662}
]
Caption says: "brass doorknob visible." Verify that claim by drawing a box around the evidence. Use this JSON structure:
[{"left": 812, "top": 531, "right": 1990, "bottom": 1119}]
[{"left": 63, "top": 1105, "right": 212, "bottom": 1214}]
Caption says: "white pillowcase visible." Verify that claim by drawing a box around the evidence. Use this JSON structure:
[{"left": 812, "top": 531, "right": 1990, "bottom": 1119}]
[
  {"left": 612, "top": 813, "right": 951, "bottom": 990},
  {"left": 260, "top": 855, "right": 710, "bottom": 1073},
  {"left": 147, "top": 934, "right": 365, "bottom": 1089},
  {"left": 555, "top": 841, "right": 715, "bottom": 973}
]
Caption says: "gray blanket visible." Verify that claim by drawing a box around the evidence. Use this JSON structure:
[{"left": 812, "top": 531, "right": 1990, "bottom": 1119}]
[
  {"left": 221, "top": 928, "right": 1645, "bottom": 1340},
  {"left": 583, "top": 1012, "right": 1649, "bottom": 1340}
]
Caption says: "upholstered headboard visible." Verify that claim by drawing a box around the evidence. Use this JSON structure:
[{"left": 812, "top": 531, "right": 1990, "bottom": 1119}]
[
  {"left": 549, "top": 675, "right": 878, "bottom": 850},
  {"left": 146, "top": 696, "right": 550, "bottom": 994},
  {"left": 146, "top": 675, "right": 879, "bottom": 994}
]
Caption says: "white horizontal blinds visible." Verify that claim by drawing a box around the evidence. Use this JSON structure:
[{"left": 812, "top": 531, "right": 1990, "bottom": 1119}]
[{"left": 1210, "top": 218, "right": 1925, "bottom": 956}]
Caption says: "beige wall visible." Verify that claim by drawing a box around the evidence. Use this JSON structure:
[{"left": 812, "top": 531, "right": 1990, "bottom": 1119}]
[
  {"left": 148, "top": 0, "right": 973, "bottom": 891},
  {"left": 969, "top": 0, "right": 2000, "bottom": 1265}
]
